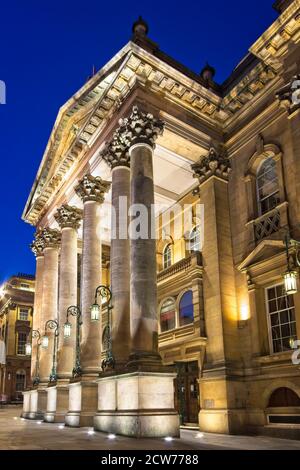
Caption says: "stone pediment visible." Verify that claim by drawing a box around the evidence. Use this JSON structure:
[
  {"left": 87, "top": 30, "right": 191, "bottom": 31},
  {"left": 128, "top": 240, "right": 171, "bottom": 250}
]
[{"left": 238, "top": 239, "right": 285, "bottom": 272}]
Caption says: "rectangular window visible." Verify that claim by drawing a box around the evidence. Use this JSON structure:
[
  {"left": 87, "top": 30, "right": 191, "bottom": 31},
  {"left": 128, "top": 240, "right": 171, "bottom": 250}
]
[
  {"left": 17, "top": 333, "right": 27, "bottom": 355},
  {"left": 20, "top": 283, "right": 30, "bottom": 290},
  {"left": 266, "top": 284, "right": 297, "bottom": 353},
  {"left": 19, "top": 308, "right": 29, "bottom": 321},
  {"left": 15, "top": 373, "right": 26, "bottom": 392}
]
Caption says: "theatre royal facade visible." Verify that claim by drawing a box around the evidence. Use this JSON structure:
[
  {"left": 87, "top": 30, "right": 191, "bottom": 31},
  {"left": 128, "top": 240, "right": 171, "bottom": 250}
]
[{"left": 22, "top": 0, "right": 300, "bottom": 438}]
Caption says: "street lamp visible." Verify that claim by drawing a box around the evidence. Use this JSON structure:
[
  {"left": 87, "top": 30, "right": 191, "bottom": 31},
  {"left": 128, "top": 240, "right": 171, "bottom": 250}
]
[
  {"left": 25, "top": 342, "right": 32, "bottom": 356},
  {"left": 283, "top": 233, "right": 300, "bottom": 295},
  {"left": 32, "top": 330, "right": 41, "bottom": 386},
  {"left": 91, "top": 285, "right": 114, "bottom": 371},
  {"left": 64, "top": 306, "right": 83, "bottom": 378},
  {"left": 43, "top": 319, "right": 59, "bottom": 383}
]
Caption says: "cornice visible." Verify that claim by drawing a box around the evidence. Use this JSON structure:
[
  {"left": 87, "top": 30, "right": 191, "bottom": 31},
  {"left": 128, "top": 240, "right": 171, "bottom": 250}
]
[{"left": 250, "top": 0, "right": 300, "bottom": 70}]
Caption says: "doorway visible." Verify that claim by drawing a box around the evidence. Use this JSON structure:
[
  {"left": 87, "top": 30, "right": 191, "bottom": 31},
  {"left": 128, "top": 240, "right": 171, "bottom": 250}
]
[{"left": 175, "top": 361, "right": 199, "bottom": 425}]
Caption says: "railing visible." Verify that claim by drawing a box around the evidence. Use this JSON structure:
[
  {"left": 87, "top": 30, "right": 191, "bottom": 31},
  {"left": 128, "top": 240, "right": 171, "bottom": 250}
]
[
  {"left": 157, "top": 252, "right": 202, "bottom": 282},
  {"left": 254, "top": 209, "right": 280, "bottom": 242}
]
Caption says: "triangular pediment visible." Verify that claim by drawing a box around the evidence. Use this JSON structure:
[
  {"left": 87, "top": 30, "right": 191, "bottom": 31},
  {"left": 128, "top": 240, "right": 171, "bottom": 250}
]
[{"left": 238, "top": 239, "right": 285, "bottom": 271}]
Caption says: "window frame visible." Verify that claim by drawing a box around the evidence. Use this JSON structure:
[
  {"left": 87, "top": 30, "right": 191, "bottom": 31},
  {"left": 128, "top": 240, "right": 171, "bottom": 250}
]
[
  {"left": 16, "top": 332, "right": 28, "bottom": 355},
  {"left": 159, "top": 296, "right": 177, "bottom": 333},
  {"left": 265, "top": 282, "right": 297, "bottom": 355},
  {"left": 163, "top": 243, "right": 172, "bottom": 270},
  {"left": 256, "top": 157, "right": 280, "bottom": 216},
  {"left": 189, "top": 225, "right": 201, "bottom": 253},
  {"left": 178, "top": 289, "right": 194, "bottom": 327},
  {"left": 19, "top": 307, "right": 29, "bottom": 321}
]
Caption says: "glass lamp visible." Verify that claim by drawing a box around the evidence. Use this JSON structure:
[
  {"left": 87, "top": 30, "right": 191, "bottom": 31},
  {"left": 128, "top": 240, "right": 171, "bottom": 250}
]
[
  {"left": 90, "top": 303, "right": 100, "bottom": 321},
  {"left": 25, "top": 342, "right": 32, "bottom": 356},
  {"left": 64, "top": 321, "right": 71, "bottom": 338},
  {"left": 283, "top": 269, "right": 298, "bottom": 295},
  {"left": 41, "top": 335, "right": 49, "bottom": 349}
]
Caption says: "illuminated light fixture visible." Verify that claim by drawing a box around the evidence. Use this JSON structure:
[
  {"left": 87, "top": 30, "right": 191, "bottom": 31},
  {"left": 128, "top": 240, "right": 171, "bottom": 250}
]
[
  {"left": 13, "top": 417, "right": 18, "bottom": 420},
  {"left": 87, "top": 429, "right": 95, "bottom": 435},
  {"left": 63, "top": 321, "right": 71, "bottom": 338},
  {"left": 20, "top": 418, "right": 25, "bottom": 421},
  {"left": 164, "top": 436, "right": 173, "bottom": 442},
  {"left": 196, "top": 432, "right": 204, "bottom": 438},
  {"left": 41, "top": 335, "right": 49, "bottom": 349},
  {"left": 283, "top": 270, "right": 298, "bottom": 295},
  {"left": 25, "top": 342, "right": 32, "bottom": 356},
  {"left": 36, "top": 421, "right": 42, "bottom": 425},
  {"left": 90, "top": 303, "right": 100, "bottom": 322},
  {"left": 58, "top": 425, "right": 64, "bottom": 429},
  {"left": 0, "top": 286, "right": 5, "bottom": 298},
  {"left": 108, "top": 433, "right": 116, "bottom": 440}
]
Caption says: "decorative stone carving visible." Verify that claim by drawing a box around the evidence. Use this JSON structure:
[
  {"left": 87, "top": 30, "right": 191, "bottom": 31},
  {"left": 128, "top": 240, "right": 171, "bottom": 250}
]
[
  {"left": 30, "top": 232, "right": 45, "bottom": 257},
  {"left": 276, "top": 75, "right": 300, "bottom": 115},
  {"left": 191, "top": 147, "right": 231, "bottom": 183},
  {"left": 75, "top": 174, "right": 111, "bottom": 203},
  {"left": 101, "top": 128, "right": 130, "bottom": 169},
  {"left": 54, "top": 204, "right": 83, "bottom": 230},
  {"left": 42, "top": 227, "right": 61, "bottom": 248},
  {"left": 119, "top": 105, "right": 165, "bottom": 149}
]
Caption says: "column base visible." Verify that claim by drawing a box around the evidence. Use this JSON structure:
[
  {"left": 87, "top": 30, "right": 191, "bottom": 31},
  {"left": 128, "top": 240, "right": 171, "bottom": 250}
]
[
  {"left": 44, "top": 382, "right": 69, "bottom": 423},
  {"left": 65, "top": 378, "right": 98, "bottom": 427},
  {"left": 94, "top": 370, "right": 180, "bottom": 438},
  {"left": 27, "top": 388, "right": 47, "bottom": 420}
]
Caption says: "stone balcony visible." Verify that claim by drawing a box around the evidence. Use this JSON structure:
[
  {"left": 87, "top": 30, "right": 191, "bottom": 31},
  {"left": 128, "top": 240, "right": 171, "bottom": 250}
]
[{"left": 157, "top": 251, "right": 202, "bottom": 284}]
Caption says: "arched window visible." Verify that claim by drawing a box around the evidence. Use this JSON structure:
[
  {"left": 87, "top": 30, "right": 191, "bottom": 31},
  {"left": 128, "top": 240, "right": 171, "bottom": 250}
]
[
  {"left": 160, "top": 298, "right": 176, "bottom": 332},
  {"left": 179, "top": 291, "right": 194, "bottom": 326},
  {"left": 189, "top": 226, "right": 201, "bottom": 252},
  {"left": 268, "top": 388, "right": 300, "bottom": 407},
  {"left": 256, "top": 158, "right": 280, "bottom": 215},
  {"left": 163, "top": 244, "right": 172, "bottom": 270}
]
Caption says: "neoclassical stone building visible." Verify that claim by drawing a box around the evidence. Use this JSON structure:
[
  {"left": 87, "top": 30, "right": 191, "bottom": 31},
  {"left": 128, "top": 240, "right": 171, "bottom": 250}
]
[{"left": 22, "top": 0, "right": 300, "bottom": 437}]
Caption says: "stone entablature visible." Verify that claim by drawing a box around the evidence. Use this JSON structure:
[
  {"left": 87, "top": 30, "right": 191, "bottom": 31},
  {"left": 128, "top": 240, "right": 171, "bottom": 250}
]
[
  {"left": 54, "top": 204, "right": 83, "bottom": 229},
  {"left": 75, "top": 174, "right": 111, "bottom": 203}
]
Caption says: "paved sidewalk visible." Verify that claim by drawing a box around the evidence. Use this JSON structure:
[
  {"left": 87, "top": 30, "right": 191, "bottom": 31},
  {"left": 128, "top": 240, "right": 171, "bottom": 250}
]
[{"left": 1, "top": 407, "right": 300, "bottom": 450}]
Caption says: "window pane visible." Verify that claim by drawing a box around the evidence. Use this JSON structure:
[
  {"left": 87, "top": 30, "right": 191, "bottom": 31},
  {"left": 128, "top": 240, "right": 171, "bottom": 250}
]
[
  {"left": 266, "top": 285, "right": 296, "bottom": 354},
  {"left": 163, "top": 244, "right": 172, "bottom": 270},
  {"left": 179, "top": 291, "right": 194, "bottom": 326},
  {"left": 189, "top": 226, "right": 201, "bottom": 252},
  {"left": 257, "top": 158, "right": 279, "bottom": 215},
  {"left": 17, "top": 333, "right": 27, "bottom": 355},
  {"left": 160, "top": 299, "right": 176, "bottom": 332}
]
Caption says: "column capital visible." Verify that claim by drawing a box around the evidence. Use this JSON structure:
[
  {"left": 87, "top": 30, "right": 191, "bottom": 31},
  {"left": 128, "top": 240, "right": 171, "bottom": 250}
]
[
  {"left": 276, "top": 74, "right": 300, "bottom": 116},
  {"left": 30, "top": 232, "right": 45, "bottom": 257},
  {"left": 75, "top": 174, "right": 111, "bottom": 203},
  {"left": 119, "top": 105, "right": 165, "bottom": 149},
  {"left": 101, "top": 128, "right": 130, "bottom": 169},
  {"left": 191, "top": 146, "right": 231, "bottom": 184},
  {"left": 42, "top": 227, "right": 61, "bottom": 248},
  {"left": 54, "top": 204, "right": 83, "bottom": 230}
]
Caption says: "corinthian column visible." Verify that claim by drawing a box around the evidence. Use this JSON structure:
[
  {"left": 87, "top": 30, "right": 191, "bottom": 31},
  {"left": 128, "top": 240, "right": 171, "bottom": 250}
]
[
  {"left": 54, "top": 205, "right": 82, "bottom": 379},
  {"left": 121, "top": 105, "right": 164, "bottom": 365},
  {"left": 39, "top": 228, "right": 61, "bottom": 383},
  {"left": 30, "top": 233, "right": 45, "bottom": 380},
  {"left": 75, "top": 174, "right": 110, "bottom": 374},
  {"left": 102, "top": 131, "right": 131, "bottom": 367}
]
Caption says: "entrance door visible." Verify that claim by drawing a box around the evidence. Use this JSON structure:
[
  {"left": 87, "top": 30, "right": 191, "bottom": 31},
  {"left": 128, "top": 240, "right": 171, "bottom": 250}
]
[{"left": 175, "top": 361, "right": 199, "bottom": 425}]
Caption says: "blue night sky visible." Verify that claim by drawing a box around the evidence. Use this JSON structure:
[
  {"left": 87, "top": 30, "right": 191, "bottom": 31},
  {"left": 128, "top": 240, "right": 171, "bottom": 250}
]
[{"left": 0, "top": 0, "right": 277, "bottom": 283}]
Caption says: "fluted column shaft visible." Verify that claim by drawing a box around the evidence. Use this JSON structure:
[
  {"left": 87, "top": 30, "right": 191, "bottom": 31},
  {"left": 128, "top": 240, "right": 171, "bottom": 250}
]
[
  {"left": 75, "top": 174, "right": 110, "bottom": 375},
  {"left": 31, "top": 254, "right": 44, "bottom": 378},
  {"left": 129, "top": 143, "right": 158, "bottom": 359},
  {"left": 39, "top": 246, "right": 59, "bottom": 382},
  {"left": 111, "top": 166, "right": 131, "bottom": 365},
  {"left": 55, "top": 205, "right": 82, "bottom": 379}
]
